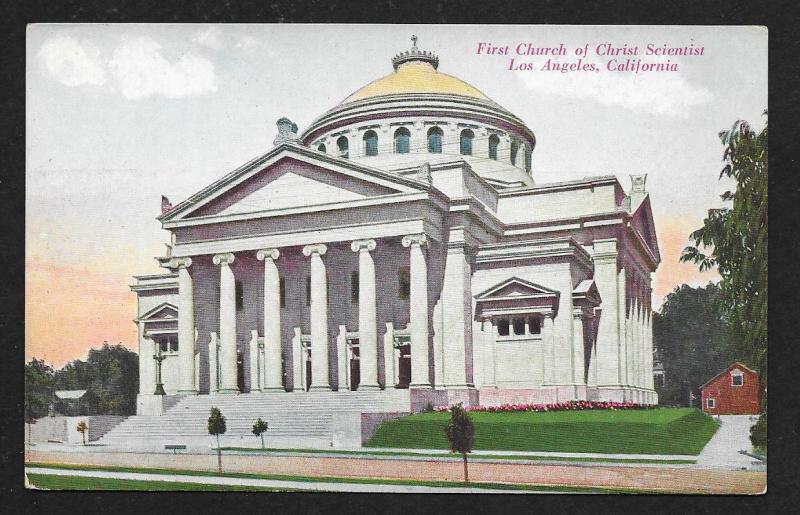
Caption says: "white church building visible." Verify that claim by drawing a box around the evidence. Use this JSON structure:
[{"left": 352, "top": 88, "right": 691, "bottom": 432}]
[{"left": 125, "top": 40, "right": 659, "bottom": 442}]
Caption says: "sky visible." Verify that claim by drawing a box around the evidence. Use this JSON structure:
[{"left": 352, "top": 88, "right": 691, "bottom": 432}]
[{"left": 26, "top": 24, "right": 767, "bottom": 366}]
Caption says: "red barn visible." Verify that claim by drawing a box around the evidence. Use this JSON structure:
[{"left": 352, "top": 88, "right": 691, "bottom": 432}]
[{"left": 700, "top": 362, "right": 762, "bottom": 415}]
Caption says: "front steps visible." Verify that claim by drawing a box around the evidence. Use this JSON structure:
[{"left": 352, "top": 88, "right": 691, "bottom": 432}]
[{"left": 99, "top": 390, "right": 411, "bottom": 450}]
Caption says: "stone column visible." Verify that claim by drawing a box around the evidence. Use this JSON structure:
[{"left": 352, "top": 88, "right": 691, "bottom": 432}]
[
  {"left": 383, "top": 322, "right": 396, "bottom": 388},
  {"left": 173, "top": 257, "right": 197, "bottom": 395},
  {"left": 592, "top": 240, "right": 622, "bottom": 391},
  {"left": 439, "top": 243, "right": 475, "bottom": 388},
  {"left": 213, "top": 253, "right": 239, "bottom": 393},
  {"left": 542, "top": 314, "right": 555, "bottom": 385},
  {"left": 351, "top": 239, "right": 379, "bottom": 390},
  {"left": 303, "top": 244, "right": 331, "bottom": 390},
  {"left": 208, "top": 332, "right": 219, "bottom": 393},
  {"left": 257, "top": 248, "right": 283, "bottom": 391},
  {"left": 572, "top": 311, "right": 586, "bottom": 385},
  {"left": 402, "top": 234, "right": 431, "bottom": 388}
]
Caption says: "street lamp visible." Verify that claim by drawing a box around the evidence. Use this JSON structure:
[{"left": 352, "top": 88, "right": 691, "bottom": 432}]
[{"left": 153, "top": 342, "right": 166, "bottom": 396}]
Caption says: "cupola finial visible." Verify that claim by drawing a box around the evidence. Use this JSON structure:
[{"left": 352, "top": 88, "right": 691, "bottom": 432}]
[{"left": 392, "top": 35, "right": 439, "bottom": 71}]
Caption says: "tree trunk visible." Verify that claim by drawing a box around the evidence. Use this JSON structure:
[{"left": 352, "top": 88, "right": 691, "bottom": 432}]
[
  {"left": 82, "top": 432, "right": 86, "bottom": 446},
  {"left": 216, "top": 434, "right": 222, "bottom": 473},
  {"left": 261, "top": 433, "right": 265, "bottom": 449},
  {"left": 462, "top": 454, "right": 469, "bottom": 483}
]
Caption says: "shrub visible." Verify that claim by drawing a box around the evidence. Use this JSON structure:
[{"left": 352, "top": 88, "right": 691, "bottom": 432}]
[
  {"left": 433, "top": 400, "right": 651, "bottom": 413},
  {"left": 749, "top": 413, "right": 767, "bottom": 450}
]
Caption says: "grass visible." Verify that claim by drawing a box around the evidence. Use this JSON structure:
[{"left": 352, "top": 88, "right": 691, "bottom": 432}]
[
  {"left": 27, "top": 474, "right": 300, "bottom": 492},
  {"left": 218, "top": 446, "right": 695, "bottom": 464},
  {"left": 365, "top": 408, "right": 719, "bottom": 455},
  {"left": 25, "top": 462, "right": 655, "bottom": 494}
]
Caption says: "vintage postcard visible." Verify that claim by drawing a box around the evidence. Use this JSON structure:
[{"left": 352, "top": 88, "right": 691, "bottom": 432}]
[{"left": 25, "top": 24, "right": 767, "bottom": 494}]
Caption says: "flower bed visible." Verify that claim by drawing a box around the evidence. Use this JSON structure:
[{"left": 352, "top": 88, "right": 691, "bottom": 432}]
[{"left": 433, "top": 400, "right": 651, "bottom": 413}]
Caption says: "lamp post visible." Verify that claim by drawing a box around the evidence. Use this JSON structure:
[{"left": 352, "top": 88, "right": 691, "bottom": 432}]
[{"left": 153, "top": 342, "right": 167, "bottom": 396}]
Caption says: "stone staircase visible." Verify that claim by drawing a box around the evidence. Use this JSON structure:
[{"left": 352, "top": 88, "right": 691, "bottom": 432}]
[{"left": 99, "top": 390, "right": 410, "bottom": 450}]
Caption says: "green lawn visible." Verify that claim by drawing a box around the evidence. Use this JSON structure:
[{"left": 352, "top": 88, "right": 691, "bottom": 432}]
[
  {"left": 27, "top": 474, "right": 299, "bottom": 492},
  {"left": 365, "top": 408, "right": 719, "bottom": 455}
]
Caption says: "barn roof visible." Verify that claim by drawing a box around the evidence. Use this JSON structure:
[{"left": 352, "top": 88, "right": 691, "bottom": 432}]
[{"left": 700, "top": 361, "right": 759, "bottom": 390}]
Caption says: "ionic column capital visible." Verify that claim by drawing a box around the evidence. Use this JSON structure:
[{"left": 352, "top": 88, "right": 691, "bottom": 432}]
[
  {"left": 302, "top": 243, "right": 327, "bottom": 257},
  {"left": 350, "top": 239, "right": 377, "bottom": 253},
  {"left": 168, "top": 256, "right": 192, "bottom": 269},
  {"left": 256, "top": 248, "right": 280, "bottom": 261},
  {"left": 401, "top": 233, "right": 427, "bottom": 248},
  {"left": 212, "top": 253, "right": 235, "bottom": 266}
]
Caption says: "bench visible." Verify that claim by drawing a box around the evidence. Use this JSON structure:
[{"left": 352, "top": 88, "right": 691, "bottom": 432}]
[{"left": 164, "top": 444, "right": 187, "bottom": 454}]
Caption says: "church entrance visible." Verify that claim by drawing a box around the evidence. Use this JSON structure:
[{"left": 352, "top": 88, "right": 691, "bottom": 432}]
[
  {"left": 305, "top": 347, "right": 312, "bottom": 391},
  {"left": 237, "top": 351, "right": 245, "bottom": 392},
  {"left": 397, "top": 344, "right": 411, "bottom": 388},
  {"left": 349, "top": 340, "right": 360, "bottom": 391}
]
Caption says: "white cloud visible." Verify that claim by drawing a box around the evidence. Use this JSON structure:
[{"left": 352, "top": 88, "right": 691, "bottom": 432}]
[
  {"left": 517, "top": 62, "right": 713, "bottom": 117},
  {"left": 193, "top": 27, "right": 224, "bottom": 50},
  {"left": 235, "top": 35, "right": 260, "bottom": 53},
  {"left": 37, "top": 35, "right": 107, "bottom": 87},
  {"left": 108, "top": 37, "right": 217, "bottom": 100}
]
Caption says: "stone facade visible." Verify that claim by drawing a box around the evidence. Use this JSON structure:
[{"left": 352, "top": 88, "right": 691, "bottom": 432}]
[{"left": 132, "top": 42, "right": 660, "bottom": 415}]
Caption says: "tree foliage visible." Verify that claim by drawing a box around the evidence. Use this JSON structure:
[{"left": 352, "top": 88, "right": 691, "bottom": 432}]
[
  {"left": 653, "top": 283, "right": 733, "bottom": 405},
  {"left": 25, "top": 358, "right": 54, "bottom": 420},
  {"left": 76, "top": 420, "right": 88, "bottom": 445},
  {"left": 681, "top": 112, "right": 768, "bottom": 387},
  {"left": 252, "top": 418, "right": 269, "bottom": 449},
  {"left": 444, "top": 403, "right": 475, "bottom": 482},
  {"left": 208, "top": 407, "right": 227, "bottom": 473}
]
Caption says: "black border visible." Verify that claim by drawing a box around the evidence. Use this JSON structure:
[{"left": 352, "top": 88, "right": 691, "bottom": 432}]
[{"left": 3, "top": 1, "right": 797, "bottom": 513}]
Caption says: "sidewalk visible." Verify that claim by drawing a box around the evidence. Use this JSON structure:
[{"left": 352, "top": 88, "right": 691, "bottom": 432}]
[{"left": 697, "top": 415, "right": 764, "bottom": 470}]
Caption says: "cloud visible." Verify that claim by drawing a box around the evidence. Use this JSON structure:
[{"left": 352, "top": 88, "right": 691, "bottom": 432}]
[
  {"left": 517, "top": 61, "right": 713, "bottom": 117},
  {"left": 193, "top": 26, "right": 224, "bottom": 50},
  {"left": 235, "top": 35, "right": 260, "bottom": 53},
  {"left": 108, "top": 37, "right": 217, "bottom": 100},
  {"left": 37, "top": 35, "right": 107, "bottom": 87}
]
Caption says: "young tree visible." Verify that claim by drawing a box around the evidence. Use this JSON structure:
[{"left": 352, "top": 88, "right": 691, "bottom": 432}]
[
  {"left": 682, "top": 112, "right": 768, "bottom": 390},
  {"left": 444, "top": 403, "right": 475, "bottom": 483},
  {"left": 76, "top": 420, "right": 88, "bottom": 445},
  {"left": 208, "top": 407, "right": 227, "bottom": 473},
  {"left": 252, "top": 418, "right": 269, "bottom": 449}
]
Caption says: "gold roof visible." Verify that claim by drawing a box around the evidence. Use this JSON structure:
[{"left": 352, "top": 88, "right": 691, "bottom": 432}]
[{"left": 342, "top": 61, "right": 491, "bottom": 104}]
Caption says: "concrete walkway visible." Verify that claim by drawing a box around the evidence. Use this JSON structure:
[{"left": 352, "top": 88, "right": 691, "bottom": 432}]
[
  {"left": 697, "top": 415, "right": 764, "bottom": 470},
  {"left": 24, "top": 467, "right": 537, "bottom": 493}
]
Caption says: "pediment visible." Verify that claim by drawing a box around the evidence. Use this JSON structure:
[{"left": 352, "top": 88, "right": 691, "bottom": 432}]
[
  {"left": 475, "top": 277, "right": 559, "bottom": 300},
  {"left": 572, "top": 279, "right": 601, "bottom": 306},
  {"left": 137, "top": 302, "right": 178, "bottom": 322},
  {"left": 630, "top": 196, "right": 661, "bottom": 263},
  {"left": 161, "top": 144, "right": 430, "bottom": 222}
]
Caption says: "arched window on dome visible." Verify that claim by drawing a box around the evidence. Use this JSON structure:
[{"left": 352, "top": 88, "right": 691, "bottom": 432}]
[
  {"left": 488, "top": 134, "right": 500, "bottom": 160},
  {"left": 460, "top": 129, "right": 474, "bottom": 156},
  {"left": 394, "top": 127, "right": 411, "bottom": 154},
  {"left": 337, "top": 136, "right": 349, "bottom": 159},
  {"left": 510, "top": 140, "right": 519, "bottom": 166},
  {"left": 363, "top": 130, "right": 378, "bottom": 156},
  {"left": 525, "top": 146, "right": 533, "bottom": 174},
  {"left": 427, "top": 126, "right": 443, "bottom": 154},
  {"left": 317, "top": 143, "right": 326, "bottom": 153}
]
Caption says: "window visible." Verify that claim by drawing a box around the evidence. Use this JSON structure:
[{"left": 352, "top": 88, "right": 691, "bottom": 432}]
[
  {"left": 363, "top": 130, "right": 378, "bottom": 156},
  {"left": 732, "top": 374, "right": 744, "bottom": 386},
  {"left": 488, "top": 134, "right": 499, "bottom": 160},
  {"left": 512, "top": 317, "right": 526, "bottom": 336},
  {"left": 305, "top": 276, "right": 311, "bottom": 306},
  {"left": 351, "top": 271, "right": 359, "bottom": 303},
  {"left": 459, "top": 129, "right": 474, "bottom": 155},
  {"left": 654, "top": 374, "right": 665, "bottom": 388},
  {"left": 527, "top": 316, "right": 541, "bottom": 335},
  {"left": 157, "top": 334, "right": 178, "bottom": 353},
  {"left": 398, "top": 267, "right": 410, "bottom": 300},
  {"left": 525, "top": 147, "right": 532, "bottom": 173},
  {"left": 707, "top": 398, "right": 716, "bottom": 409},
  {"left": 279, "top": 277, "right": 286, "bottom": 308},
  {"left": 317, "top": 143, "right": 326, "bottom": 153},
  {"left": 497, "top": 318, "right": 510, "bottom": 336},
  {"left": 427, "top": 126, "right": 443, "bottom": 153},
  {"left": 235, "top": 281, "right": 243, "bottom": 311},
  {"left": 394, "top": 127, "right": 411, "bottom": 154},
  {"left": 510, "top": 140, "right": 519, "bottom": 165},
  {"left": 337, "top": 136, "right": 349, "bottom": 158}
]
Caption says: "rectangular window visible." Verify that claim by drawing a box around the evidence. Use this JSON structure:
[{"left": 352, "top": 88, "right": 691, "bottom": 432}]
[
  {"left": 512, "top": 317, "right": 526, "bottom": 336},
  {"left": 732, "top": 374, "right": 744, "bottom": 386},
  {"left": 707, "top": 398, "right": 716, "bottom": 409},
  {"left": 527, "top": 316, "right": 542, "bottom": 335},
  {"left": 170, "top": 335, "right": 179, "bottom": 353},
  {"left": 351, "top": 271, "right": 359, "bottom": 303},
  {"left": 159, "top": 340, "right": 169, "bottom": 353},
  {"left": 279, "top": 277, "right": 286, "bottom": 308},
  {"left": 497, "top": 318, "right": 510, "bottom": 337},
  {"left": 398, "top": 267, "right": 410, "bottom": 300},
  {"left": 235, "top": 280, "right": 243, "bottom": 311},
  {"left": 654, "top": 374, "right": 664, "bottom": 388},
  {"left": 305, "top": 276, "right": 311, "bottom": 306}
]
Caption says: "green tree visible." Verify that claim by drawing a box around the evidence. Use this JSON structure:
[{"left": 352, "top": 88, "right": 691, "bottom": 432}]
[
  {"left": 76, "top": 420, "right": 88, "bottom": 445},
  {"left": 252, "top": 418, "right": 269, "bottom": 449},
  {"left": 25, "top": 358, "right": 54, "bottom": 420},
  {"left": 653, "top": 283, "right": 733, "bottom": 406},
  {"left": 208, "top": 407, "right": 227, "bottom": 473},
  {"left": 682, "top": 112, "right": 768, "bottom": 390},
  {"left": 444, "top": 403, "right": 475, "bottom": 483}
]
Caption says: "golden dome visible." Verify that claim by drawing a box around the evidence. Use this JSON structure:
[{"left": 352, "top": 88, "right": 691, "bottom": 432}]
[{"left": 342, "top": 61, "right": 491, "bottom": 104}]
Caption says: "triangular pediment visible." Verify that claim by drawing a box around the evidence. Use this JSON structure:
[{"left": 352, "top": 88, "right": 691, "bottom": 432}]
[
  {"left": 137, "top": 302, "right": 178, "bottom": 322},
  {"left": 630, "top": 196, "right": 661, "bottom": 263},
  {"left": 161, "top": 144, "right": 430, "bottom": 222},
  {"left": 475, "top": 277, "right": 559, "bottom": 300}
]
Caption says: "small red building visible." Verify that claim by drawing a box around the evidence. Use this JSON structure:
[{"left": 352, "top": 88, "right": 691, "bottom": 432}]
[{"left": 700, "top": 362, "right": 762, "bottom": 415}]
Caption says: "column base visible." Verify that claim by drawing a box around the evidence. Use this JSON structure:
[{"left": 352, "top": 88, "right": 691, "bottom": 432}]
[
  {"left": 357, "top": 383, "right": 381, "bottom": 391},
  {"left": 176, "top": 389, "right": 198, "bottom": 395},
  {"left": 308, "top": 384, "right": 332, "bottom": 391},
  {"left": 409, "top": 382, "right": 432, "bottom": 389},
  {"left": 216, "top": 388, "right": 239, "bottom": 395},
  {"left": 260, "top": 386, "right": 286, "bottom": 393}
]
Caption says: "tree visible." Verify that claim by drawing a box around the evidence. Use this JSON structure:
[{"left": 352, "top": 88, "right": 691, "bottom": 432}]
[
  {"left": 25, "top": 358, "right": 54, "bottom": 419},
  {"left": 208, "top": 407, "right": 227, "bottom": 473},
  {"left": 682, "top": 112, "right": 768, "bottom": 390},
  {"left": 444, "top": 403, "right": 475, "bottom": 483},
  {"left": 76, "top": 421, "right": 88, "bottom": 445},
  {"left": 252, "top": 418, "right": 269, "bottom": 449},
  {"left": 653, "top": 283, "right": 733, "bottom": 405}
]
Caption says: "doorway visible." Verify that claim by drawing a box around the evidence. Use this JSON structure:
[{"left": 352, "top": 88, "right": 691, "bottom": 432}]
[
  {"left": 236, "top": 351, "right": 245, "bottom": 392},
  {"left": 305, "top": 347, "right": 312, "bottom": 391},
  {"left": 398, "top": 344, "right": 411, "bottom": 388},
  {"left": 349, "top": 341, "right": 360, "bottom": 391}
]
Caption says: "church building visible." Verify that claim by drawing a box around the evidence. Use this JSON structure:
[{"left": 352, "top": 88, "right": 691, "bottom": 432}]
[{"left": 131, "top": 39, "right": 660, "bottom": 420}]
